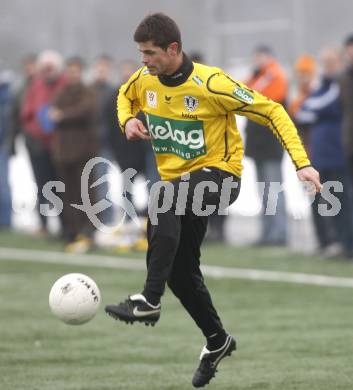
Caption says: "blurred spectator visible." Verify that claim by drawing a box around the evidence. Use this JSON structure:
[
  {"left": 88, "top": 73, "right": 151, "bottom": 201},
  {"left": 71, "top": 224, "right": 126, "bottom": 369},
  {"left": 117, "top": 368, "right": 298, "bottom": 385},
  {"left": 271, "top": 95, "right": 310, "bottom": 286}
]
[
  {"left": 21, "top": 50, "right": 66, "bottom": 236},
  {"left": 288, "top": 55, "right": 317, "bottom": 151},
  {"left": 0, "top": 67, "right": 13, "bottom": 228},
  {"left": 50, "top": 57, "right": 99, "bottom": 253},
  {"left": 10, "top": 54, "right": 37, "bottom": 155},
  {"left": 245, "top": 45, "right": 288, "bottom": 246},
  {"left": 296, "top": 48, "right": 353, "bottom": 258},
  {"left": 108, "top": 60, "right": 159, "bottom": 218},
  {"left": 189, "top": 51, "right": 204, "bottom": 64},
  {"left": 91, "top": 54, "right": 116, "bottom": 224},
  {"left": 340, "top": 34, "right": 353, "bottom": 179}
]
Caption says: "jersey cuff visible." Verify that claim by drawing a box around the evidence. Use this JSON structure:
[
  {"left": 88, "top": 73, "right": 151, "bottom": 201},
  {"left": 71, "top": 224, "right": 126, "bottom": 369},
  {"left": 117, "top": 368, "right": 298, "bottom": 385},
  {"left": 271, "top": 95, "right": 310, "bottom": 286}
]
[
  {"left": 296, "top": 164, "right": 312, "bottom": 171},
  {"left": 121, "top": 116, "right": 135, "bottom": 132}
]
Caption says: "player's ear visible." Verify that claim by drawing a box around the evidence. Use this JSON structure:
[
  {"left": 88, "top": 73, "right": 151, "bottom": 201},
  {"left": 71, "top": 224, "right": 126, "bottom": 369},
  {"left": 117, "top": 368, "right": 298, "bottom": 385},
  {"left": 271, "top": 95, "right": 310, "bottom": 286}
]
[{"left": 167, "top": 42, "right": 179, "bottom": 56}]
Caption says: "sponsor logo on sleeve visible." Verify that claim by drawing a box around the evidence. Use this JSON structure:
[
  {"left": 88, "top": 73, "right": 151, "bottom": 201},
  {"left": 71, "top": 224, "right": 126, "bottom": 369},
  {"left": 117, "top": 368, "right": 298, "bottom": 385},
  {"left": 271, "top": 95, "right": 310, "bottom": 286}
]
[
  {"left": 233, "top": 87, "right": 254, "bottom": 104},
  {"left": 192, "top": 75, "right": 203, "bottom": 85}
]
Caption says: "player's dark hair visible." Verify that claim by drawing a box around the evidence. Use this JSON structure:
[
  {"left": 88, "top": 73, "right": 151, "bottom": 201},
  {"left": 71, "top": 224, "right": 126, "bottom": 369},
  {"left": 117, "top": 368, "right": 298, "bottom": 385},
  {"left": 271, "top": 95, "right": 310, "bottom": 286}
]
[
  {"left": 344, "top": 34, "right": 353, "bottom": 46},
  {"left": 134, "top": 13, "right": 182, "bottom": 52}
]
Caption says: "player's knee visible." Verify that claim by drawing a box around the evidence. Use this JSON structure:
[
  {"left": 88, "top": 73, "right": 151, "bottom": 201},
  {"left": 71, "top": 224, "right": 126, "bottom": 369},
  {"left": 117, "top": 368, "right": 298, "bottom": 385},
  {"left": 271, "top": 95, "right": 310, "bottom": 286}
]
[{"left": 167, "top": 277, "right": 184, "bottom": 297}]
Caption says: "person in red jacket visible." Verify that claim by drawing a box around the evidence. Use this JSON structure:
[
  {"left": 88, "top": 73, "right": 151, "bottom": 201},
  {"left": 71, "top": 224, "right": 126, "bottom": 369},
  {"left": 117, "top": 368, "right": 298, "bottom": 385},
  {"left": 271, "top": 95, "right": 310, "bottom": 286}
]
[
  {"left": 21, "top": 50, "right": 66, "bottom": 236},
  {"left": 245, "top": 45, "right": 288, "bottom": 246}
]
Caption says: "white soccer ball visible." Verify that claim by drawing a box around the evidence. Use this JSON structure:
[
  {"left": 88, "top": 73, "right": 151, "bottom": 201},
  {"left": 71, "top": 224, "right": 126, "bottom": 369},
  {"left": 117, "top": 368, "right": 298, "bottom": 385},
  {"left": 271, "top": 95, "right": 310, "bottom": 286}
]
[{"left": 49, "top": 273, "right": 101, "bottom": 325}]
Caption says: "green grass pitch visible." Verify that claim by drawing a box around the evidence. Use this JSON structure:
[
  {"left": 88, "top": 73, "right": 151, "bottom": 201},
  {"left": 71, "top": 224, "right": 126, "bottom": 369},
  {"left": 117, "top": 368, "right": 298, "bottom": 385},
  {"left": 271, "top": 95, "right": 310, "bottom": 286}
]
[{"left": 0, "top": 232, "right": 353, "bottom": 389}]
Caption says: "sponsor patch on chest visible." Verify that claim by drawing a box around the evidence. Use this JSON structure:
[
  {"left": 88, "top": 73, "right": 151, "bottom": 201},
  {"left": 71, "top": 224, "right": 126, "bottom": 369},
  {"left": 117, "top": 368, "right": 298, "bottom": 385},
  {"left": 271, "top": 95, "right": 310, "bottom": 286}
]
[
  {"left": 146, "top": 113, "right": 206, "bottom": 160},
  {"left": 146, "top": 90, "right": 157, "bottom": 108}
]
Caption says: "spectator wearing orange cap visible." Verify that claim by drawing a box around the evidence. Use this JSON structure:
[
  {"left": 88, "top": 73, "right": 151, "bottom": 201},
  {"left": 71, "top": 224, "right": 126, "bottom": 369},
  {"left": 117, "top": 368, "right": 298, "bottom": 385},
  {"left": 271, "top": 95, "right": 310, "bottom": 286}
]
[{"left": 288, "top": 55, "right": 317, "bottom": 152}]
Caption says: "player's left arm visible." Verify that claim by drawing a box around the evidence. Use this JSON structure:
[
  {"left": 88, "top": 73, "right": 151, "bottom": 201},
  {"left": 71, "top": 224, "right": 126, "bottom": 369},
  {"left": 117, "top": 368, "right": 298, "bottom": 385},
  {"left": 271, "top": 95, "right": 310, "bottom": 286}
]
[{"left": 207, "top": 72, "right": 322, "bottom": 192}]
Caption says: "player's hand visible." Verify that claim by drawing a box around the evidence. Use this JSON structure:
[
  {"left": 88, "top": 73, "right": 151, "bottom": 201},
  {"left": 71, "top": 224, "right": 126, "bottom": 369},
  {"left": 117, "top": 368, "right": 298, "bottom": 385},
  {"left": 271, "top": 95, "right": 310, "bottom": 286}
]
[
  {"left": 125, "top": 118, "right": 151, "bottom": 141},
  {"left": 297, "top": 166, "right": 322, "bottom": 193}
]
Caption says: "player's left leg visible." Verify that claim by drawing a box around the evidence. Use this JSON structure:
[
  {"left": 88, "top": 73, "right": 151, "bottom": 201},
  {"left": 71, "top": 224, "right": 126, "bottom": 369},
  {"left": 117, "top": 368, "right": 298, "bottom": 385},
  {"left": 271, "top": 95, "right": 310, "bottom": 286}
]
[{"left": 167, "top": 213, "right": 236, "bottom": 388}]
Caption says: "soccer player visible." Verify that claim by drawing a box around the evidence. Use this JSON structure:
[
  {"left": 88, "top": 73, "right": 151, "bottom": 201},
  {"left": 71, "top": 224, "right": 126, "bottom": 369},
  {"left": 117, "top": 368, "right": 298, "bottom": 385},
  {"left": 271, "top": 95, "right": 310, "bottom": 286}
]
[{"left": 105, "top": 13, "right": 322, "bottom": 387}]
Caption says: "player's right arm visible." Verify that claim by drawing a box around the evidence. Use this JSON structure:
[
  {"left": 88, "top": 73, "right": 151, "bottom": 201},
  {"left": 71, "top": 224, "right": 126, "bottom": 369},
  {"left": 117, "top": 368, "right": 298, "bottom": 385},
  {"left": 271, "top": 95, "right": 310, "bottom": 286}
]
[{"left": 117, "top": 68, "right": 150, "bottom": 140}]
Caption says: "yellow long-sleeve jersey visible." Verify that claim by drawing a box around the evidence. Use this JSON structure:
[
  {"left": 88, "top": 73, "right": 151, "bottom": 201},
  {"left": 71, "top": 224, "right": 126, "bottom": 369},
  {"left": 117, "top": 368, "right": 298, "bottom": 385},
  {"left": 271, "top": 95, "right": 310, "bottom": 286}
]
[{"left": 117, "top": 62, "right": 310, "bottom": 181}]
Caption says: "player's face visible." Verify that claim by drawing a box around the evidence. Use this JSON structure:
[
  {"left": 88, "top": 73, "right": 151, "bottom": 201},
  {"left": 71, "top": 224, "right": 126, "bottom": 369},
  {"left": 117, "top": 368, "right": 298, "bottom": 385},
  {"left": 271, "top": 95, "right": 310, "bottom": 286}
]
[{"left": 138, "top": 41, "right": 179, "bottom": 76}]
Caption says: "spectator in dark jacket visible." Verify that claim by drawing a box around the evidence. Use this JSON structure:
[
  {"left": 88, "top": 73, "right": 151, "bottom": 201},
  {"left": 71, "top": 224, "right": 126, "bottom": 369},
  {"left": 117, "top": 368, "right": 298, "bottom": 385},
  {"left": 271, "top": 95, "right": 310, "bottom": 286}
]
[
  {"left": 108, "top": 60, "right": 159, "bottom": 216},
  {"left": 245, "top": 45, "right": 288, "bottom": 246},
  {"left": 340, "top": 34, "right": 353, "bottom": 180},
  {"left": 91, "top": 55, "right": 116, "bottom": 225},
  {"left": 49, "top": 57, "right": 99, "bottom": 253},
  {"left": 297, "top": 48, "right": 353, "bottom": 258},
  {"left": 0, "top": 68, "right": 13, "bottom": 228}
]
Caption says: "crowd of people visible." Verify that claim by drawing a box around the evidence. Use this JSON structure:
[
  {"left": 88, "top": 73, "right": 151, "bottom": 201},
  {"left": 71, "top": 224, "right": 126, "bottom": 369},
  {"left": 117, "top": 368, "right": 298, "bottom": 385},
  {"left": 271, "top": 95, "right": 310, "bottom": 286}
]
[
  {"left": 0, "top": 33, "right": 353, "bottom": 258},
  {"left": 290, "top": 35, "right": 353, "bottom": 258},
  {"left": 241, "top": 35, "right": 353, "bottom": 258},
  {"left": 0, "top": 50, "right": 159, "bottom": 252}
]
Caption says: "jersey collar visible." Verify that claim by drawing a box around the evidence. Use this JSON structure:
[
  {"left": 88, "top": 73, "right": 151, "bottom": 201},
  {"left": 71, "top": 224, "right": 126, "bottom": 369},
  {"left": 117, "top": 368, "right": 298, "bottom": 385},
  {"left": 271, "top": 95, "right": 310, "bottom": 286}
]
[{"left": 158, "top": 53, "right": 194, "bottom": 87}]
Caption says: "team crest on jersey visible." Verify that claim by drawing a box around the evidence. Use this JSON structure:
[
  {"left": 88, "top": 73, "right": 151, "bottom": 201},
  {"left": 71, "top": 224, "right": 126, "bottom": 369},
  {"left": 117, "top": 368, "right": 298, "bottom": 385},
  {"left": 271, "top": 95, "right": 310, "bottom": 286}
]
[
  {"left": 184, "top": 96, "right": 199, "bottom": 112},
  {"left": 147, "top": 90, "right": 157, "bottom": 108}
]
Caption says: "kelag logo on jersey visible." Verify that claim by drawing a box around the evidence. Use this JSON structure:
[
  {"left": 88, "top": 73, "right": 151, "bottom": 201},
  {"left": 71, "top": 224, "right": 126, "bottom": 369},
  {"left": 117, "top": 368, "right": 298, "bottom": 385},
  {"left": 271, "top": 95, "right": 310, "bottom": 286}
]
[
  {"left": 146, "top": 113, "right": 206, "bottom": 160},
  {"left": 233, "top": 87, "right": 254, "bottom": 104}
]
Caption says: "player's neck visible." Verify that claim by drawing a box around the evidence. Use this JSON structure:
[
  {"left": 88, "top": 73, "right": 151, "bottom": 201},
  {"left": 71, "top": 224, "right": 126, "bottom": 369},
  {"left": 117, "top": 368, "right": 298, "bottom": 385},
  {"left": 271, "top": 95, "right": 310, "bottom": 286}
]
[{"left": 164, "top": 53, "right": 184, "bottom": 76}]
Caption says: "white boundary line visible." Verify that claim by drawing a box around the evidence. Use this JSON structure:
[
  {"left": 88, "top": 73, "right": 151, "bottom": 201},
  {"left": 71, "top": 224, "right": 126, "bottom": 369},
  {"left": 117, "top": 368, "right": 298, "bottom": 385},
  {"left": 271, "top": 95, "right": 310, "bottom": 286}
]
[{"left": 1, "top": 247, "right": 353, "bottom": 288}]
